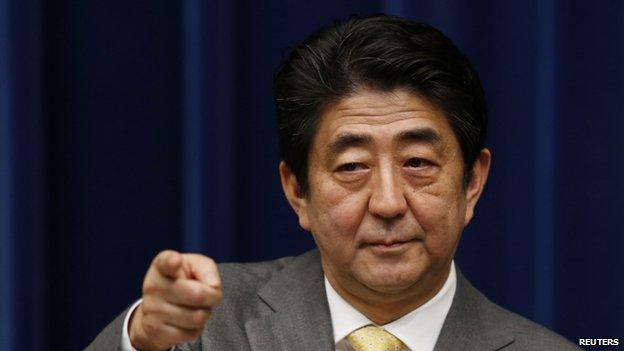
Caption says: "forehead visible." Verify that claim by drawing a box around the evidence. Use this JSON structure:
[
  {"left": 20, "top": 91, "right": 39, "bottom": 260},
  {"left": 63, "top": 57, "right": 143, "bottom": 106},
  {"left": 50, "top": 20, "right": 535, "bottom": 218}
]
[{"left": 313, "top": 89, "right": 458, "bottom": 152}]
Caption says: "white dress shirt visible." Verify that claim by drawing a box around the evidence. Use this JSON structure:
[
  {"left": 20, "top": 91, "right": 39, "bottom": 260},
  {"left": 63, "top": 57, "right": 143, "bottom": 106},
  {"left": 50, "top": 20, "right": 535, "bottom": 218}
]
[
  {"left": 327, "top": 262, "right": 456, "bottom": 351},
  {"left": 121, "top": 300, "right": 143, "bottom": 351},
  {"left": 121, "top": 262, "right": 456, "bottom": 351}
]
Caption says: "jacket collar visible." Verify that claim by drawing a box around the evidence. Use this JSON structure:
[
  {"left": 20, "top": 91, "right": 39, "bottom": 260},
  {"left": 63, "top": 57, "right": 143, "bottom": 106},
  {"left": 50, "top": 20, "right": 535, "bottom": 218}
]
[
  {"left": 244, "top": 250, "right": 334, "bottom": 351},
  {"left": 433, "top": 270, "right": 515, "bottom": 351},
  {"left": 244, "top": 249, "right": 515, "bottom": 351}
]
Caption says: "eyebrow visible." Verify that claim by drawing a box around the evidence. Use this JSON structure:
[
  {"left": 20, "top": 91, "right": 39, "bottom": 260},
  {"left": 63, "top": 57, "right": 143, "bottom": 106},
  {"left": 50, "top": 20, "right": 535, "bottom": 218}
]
[
  {"left": 328, "top": 133, "right": 373, "bottom": 155},
  {"left": 395, "top": 128, "right": 442, "bottom": 145},
  {"left": 327, "top": 127, "right": 442, "bottom": 156}
]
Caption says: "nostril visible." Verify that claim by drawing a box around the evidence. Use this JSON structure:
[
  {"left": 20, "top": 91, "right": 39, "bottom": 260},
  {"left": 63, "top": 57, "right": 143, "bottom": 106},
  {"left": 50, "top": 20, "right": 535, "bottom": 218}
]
[
  {"left": 368, "top": 194, "right": 408, "bottom": 219},
  {"left": 368, "top": 169, "right": 408, "bottom": 218}
]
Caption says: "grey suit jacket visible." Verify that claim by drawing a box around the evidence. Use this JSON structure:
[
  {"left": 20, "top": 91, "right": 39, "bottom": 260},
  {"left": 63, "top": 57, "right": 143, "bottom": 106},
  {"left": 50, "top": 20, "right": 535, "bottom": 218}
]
[{"left": 86, "top": 249, "right": 581, "bottom": 350}]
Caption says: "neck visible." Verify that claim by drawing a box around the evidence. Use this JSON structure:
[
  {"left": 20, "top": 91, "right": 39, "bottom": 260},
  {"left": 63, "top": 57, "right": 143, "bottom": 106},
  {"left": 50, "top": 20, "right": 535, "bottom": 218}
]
[{"left": 325, "top": 263, "right": 451, "bottom": 325}]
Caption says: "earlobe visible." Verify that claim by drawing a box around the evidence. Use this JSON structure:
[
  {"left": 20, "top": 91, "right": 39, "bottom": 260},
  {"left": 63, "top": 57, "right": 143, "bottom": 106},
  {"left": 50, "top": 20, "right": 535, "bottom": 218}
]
[
  {"left": 279, "top": 161, "right": 311, "bottom": 231},
  {"left": 464, "top": 148, "right": 491, "bottom": 226}
]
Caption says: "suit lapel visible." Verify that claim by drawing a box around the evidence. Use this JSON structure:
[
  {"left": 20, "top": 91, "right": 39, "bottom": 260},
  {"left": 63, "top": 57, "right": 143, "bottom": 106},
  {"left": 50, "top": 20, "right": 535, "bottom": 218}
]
[
  {"left": 244, "top": 250, "right": 334, "bottom": 351},
  {"left": 242, "top": 253, "right": 516, "bottom": 351},
  {"left": 433, "top": 270, "right": 514, "bottom": 351}
]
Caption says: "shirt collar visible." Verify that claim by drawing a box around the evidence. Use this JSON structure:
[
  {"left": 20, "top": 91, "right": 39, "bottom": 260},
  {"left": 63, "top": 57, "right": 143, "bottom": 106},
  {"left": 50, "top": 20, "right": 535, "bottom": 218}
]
[{"left": 324, "top": 261, "right": 457, "bottom": 351}]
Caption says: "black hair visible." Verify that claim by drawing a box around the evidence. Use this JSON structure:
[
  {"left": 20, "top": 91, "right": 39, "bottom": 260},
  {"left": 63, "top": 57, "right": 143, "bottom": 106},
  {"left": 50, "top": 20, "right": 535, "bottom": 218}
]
[{"left": 275, "top": 14, "right": 487, "bottom": 195}]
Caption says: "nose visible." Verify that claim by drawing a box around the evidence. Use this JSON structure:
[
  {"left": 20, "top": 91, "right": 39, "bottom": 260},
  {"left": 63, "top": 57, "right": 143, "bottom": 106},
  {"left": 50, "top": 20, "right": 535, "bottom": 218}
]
[{"left": 368, "top": 166, "right": 408, "bottom": 219}]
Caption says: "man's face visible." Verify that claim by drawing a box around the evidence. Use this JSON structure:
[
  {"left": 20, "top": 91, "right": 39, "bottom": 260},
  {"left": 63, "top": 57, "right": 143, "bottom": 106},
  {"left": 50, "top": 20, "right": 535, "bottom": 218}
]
[{"left": 280, "top": 88, "right": 490, "bottom": 301}]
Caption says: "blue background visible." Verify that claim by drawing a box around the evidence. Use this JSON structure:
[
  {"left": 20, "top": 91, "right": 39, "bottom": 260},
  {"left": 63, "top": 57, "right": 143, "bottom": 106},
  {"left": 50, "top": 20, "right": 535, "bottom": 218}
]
[{"left": 1, "top": 0, "right": 623, "bottom": 349}]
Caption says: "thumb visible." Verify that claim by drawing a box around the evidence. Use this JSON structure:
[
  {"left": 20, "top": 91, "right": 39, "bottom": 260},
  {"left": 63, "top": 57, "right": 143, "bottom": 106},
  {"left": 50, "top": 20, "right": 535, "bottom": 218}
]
[{"left": 183, "top": 253, "right": 221, "bottom": 288}]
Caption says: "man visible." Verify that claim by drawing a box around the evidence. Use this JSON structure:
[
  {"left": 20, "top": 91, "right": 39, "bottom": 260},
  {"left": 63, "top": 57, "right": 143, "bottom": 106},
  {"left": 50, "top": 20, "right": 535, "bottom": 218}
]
[{"left": 87, "top": 15, "right": 581, "bottom": 351}]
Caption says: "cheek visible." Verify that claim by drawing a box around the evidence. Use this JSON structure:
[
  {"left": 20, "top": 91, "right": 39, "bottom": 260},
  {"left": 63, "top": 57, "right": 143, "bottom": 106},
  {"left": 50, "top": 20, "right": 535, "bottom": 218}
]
[
  {"left": 407, "top": 183, "right": 466, "bottom": 255},
  {"left": 306, "top": 179, "right": 369, "bottom": 266},
  {"left": 312, "top": 183, "right": 368, "bottom": 235}
]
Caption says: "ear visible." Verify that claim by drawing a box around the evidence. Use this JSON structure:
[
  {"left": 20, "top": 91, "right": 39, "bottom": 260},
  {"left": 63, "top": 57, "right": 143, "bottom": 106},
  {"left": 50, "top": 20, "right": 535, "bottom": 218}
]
[
  {"left": 464, "top": 148, "right": 491, "bottom": 226},
  {"left": 279, "top": 161, "right": 311, "bottom": 231}
]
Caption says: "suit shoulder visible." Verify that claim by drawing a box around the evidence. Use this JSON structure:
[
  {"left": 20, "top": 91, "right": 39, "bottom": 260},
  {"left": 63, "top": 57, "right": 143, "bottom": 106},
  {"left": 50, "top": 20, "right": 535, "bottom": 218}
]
[
  {"left": 454, "top": 273, "right": 582, "bottom": 350},
  {"left": 197, "top": 253, "right": 307, "bottom": 349},
  {"left": 480, "top": 296, "right": 581, "bottom": 350},
  {"left": 217, "top": 255, "right": 293, "bottom": 291},
  {"left": 214, "top": 253, "right": 306, "bottom": 313}
]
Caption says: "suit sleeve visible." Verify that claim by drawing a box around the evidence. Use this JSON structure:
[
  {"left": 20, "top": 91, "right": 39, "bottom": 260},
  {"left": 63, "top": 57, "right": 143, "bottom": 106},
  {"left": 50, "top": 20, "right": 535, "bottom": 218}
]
[
  {"left": 84, "top": 302, "right": 201, "bottom": 351},
  {"left": 84, "top": 307, "right": 130, "bottom": 351}
]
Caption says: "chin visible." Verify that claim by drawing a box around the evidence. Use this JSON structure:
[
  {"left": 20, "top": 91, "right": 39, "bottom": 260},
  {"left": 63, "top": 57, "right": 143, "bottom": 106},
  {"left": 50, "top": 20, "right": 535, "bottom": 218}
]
[{"left": 358, "top": 268, "right": 426, "bottom": 295}]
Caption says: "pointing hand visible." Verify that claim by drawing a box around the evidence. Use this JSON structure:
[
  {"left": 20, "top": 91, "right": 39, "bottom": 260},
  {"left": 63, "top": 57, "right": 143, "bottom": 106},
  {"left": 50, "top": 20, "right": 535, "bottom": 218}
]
[{"left": 128, "top": 250, "right": 222, "bottom": 351}]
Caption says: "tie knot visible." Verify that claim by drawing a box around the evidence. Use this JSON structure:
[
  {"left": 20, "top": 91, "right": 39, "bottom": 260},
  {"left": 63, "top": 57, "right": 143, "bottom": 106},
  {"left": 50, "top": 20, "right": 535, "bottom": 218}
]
[{"left": 347, "top": 325, "right": 406, "bottom": 351}]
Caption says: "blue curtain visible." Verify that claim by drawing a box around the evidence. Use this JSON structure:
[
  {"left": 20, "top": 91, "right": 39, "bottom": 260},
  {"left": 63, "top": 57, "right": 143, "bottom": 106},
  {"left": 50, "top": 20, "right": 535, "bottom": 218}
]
[
  {"left": 1, "top": 1, "right": 622, "bottom": 349},
  {"left": 1, "top": 0, "right": 45, "bottom": 349}
]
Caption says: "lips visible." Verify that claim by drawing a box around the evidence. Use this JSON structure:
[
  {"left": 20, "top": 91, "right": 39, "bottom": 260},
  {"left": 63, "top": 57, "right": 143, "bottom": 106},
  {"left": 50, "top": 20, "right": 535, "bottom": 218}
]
[{"left": 364, "top": 237, "right": 418, "bottom": 247}]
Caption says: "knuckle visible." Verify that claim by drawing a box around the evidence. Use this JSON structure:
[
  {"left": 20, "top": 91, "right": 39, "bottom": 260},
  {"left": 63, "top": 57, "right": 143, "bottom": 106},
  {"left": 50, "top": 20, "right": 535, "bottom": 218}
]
[
  {"left": 141, "top": 297, "right": 161, "bottom": 315},
  {"left": 142, "top": 319, "right": 162, "bottom": 337},
  {"left": 141, "top": 304, "right": 156, "bottom": 316},
  {"left": 142, "top": 280, "right": 159, "bottom": 296},
  {"left": 187, "top": 286, "right": 207, "bottom": 305},
  {"left": 140, "top": 299, "right": 154, "bottom": 314},
  {"left": 189, "top": 309, "right": 209, "bottom": 327}
]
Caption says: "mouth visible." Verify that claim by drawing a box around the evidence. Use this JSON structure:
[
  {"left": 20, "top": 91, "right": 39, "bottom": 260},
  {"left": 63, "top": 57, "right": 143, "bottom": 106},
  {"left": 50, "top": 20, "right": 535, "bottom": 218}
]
[{"left": 363, "top": 237, "right": 419, "bottom": 252}]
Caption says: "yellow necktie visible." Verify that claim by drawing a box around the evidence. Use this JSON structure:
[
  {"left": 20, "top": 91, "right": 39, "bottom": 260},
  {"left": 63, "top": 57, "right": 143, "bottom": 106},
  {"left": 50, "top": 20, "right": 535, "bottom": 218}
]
[{"left": 347, "top": 325, "right": 407, "bottom": 351}]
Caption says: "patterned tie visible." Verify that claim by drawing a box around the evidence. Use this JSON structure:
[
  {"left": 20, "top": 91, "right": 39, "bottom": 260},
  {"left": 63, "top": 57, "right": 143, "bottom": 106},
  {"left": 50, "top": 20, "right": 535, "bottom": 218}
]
[{"left": 347, "top": 325, "right": 407, "bottom": 351}]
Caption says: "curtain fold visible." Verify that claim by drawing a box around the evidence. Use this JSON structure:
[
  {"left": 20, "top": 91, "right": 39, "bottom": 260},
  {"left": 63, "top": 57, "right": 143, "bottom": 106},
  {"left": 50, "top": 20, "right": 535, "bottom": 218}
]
[
  {"left": 182, "top": 0, "right": 239, "bottom": 261},
  {"left": 533, "top": 0, "right": 556, "bottom": 326},
  {"left": 0, "top": 0, "right": 46, "bottom": 349}
]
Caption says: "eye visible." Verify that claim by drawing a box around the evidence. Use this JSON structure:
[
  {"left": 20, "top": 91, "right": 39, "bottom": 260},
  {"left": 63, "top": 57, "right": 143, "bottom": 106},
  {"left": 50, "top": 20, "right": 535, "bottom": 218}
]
[
  {"left": 404, "top": 158, "right": 429, "bottom": 168},
  {"left": 336, "top": 162, "right": 366, "bottom": 172}
]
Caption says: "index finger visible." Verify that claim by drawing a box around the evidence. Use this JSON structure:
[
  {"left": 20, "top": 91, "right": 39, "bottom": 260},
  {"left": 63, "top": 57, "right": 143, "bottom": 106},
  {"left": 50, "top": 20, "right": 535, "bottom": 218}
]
[{"left": 154, "top": 250, "right": 186, "bottom": 279}]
